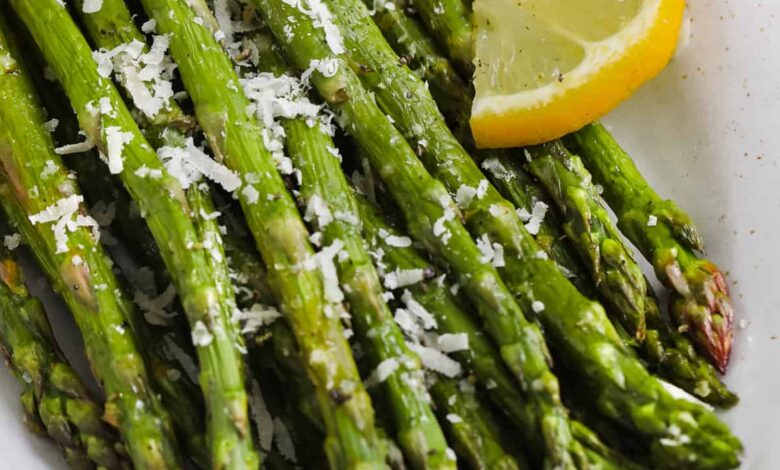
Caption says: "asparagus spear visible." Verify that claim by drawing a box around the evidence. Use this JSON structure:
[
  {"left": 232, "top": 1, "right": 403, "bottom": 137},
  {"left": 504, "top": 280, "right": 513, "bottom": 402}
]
[
  {"left": 363, "top": 0, "right": 592, "bottom": 296},
  {"left": 349, "top": 0, "right": 649, "bottom": 341},
  {"left": 9, "top": 24, "right": 214, "bottom": 461},
  {"left": 568, "top": 123, "right": 735, "bottom": 372},
  {"left": 74, "top": 4, "right": 260, "bottom": 466},
  {"left": 9, "top": 2, "right": 261, "bottom": 467},
  {"left": 0, "top": 236, "right": 129, "bottom": 470},
  {"left": 525, "top": 142, "right": 648, "bottom": 339},
  {"left": 407, "top": 0, "right": 473, "bottom": 77},
  {"left": 317, "top": 2, "right": 741, "bottom": 467},
  {"left": 229, "top": 23, "right": 454, "bottom": 466},
  {"left": 354, "top": 193, "right": 629, "bottom": 466},
  {"left": 0, "top": 13, "right": 181, "bottom": 468},
  {"left": 428, "top": 378, "right": 521, "bottom": 470},
  {"left": 251, "top": 1, "right": 585, "bottom": 467},
  {"left": 377, "top": 0, "right": 736, "bottom": 406},
  {"left": 218, "top": 177, "right": 526, "bottom": 470},
  {"left": 131, "top": 0, "right": 386, "bottom": 467},
  {"left": 284, "top": 100, "right": 454, "bottom": 468}
]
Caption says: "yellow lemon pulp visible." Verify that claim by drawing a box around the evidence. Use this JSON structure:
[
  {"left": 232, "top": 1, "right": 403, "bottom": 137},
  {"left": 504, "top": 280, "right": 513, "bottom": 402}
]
[{"left": 470, "top": 0, "right": 685, "bottom": 148}]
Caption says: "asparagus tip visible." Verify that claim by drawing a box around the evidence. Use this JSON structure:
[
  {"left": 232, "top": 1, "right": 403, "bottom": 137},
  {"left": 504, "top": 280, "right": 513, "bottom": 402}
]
[{"left": 669, "top": 261, "right": 734, "bottom": 373}]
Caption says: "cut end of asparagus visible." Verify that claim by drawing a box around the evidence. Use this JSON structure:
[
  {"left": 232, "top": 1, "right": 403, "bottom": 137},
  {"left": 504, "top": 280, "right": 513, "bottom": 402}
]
[{"left": 667, "top": 259, "right": 734, "bottom": 373}]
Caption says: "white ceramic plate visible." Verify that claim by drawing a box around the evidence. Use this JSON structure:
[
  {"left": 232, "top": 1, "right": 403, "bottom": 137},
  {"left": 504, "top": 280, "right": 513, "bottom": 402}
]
[{"left": 1, "top": 0, "right": 778, "bottom": 468}]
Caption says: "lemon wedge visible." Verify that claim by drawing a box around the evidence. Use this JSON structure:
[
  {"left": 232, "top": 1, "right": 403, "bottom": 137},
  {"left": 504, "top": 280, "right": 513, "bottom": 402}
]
[{"left": 470, "top": 0, "right": 685, "bottom": 148}]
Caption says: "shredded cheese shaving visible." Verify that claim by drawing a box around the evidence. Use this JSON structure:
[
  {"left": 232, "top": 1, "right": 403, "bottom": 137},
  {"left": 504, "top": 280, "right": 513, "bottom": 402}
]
[{"left": 28, "top": 195, "right": 100, "bottom": 254}]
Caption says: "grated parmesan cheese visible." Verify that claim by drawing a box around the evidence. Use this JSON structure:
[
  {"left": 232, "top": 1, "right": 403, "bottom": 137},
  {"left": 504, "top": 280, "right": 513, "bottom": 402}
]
[
  {"left": 648, "top": 215, "right": 658, "bottom": 227},
  {"left": 454, "top": 184, "right": 477, "bottom": 207},
  {"left": 191, "top": 321, "right": 214, "bottom": 347},
  {"left": 304, "top": 194, "right": 333, "bottom": 228},
  {"left": 135, "top": 284, "right": 178, "bottom": 326},
  {"left": 481, "top": 157, "right": 514, "bottom": 181},
  {"left": 475, "top": 234, "right": 505, "bottom": 267},
  {"left": 313, "top": 239, "right": 345, "bottom": 303},
  {"left": 213, "top": 0, "right": 234, "bottom": 45},
  {"left": 301, "top": 58, "right": 339, "bottom": 82},
  {"left": 93, "top": 36, "right": 177, "bottom": 119},
  {"left": 524, "top": 201, "right": 548, "bottom": 236},
  {"left": 446, "top": 413, "right": 462, "bottom": 424},
  {"left": 234, "top": 303, "right": 282, "bottom": 334},
  {"left": 3, "top": 233, "right": 21, "bottom": 251},
  {"left": 400, "top": 290, "right": 437, "bottom": 330},
  {"left": 241, "top": 71, "right": 324, "bottom": 175},
  {"left": 282, "top": 0, "right": 345, "bottom": 54},
  {"left": 141, "top": 19, "right": 157, "bottom": 33},
  {"left": 104, "top": 127, "right": 133, "bottom": 174},
  {"left": 365, "top": 357, "right": 400, "bottom": 387},
  {"left": 384, "top": 268, "right": 425, "bottom": 289},
  {"left": 156, "top": 137, "right": 241, "bottom": 191},
  {"left": 241, "top": 185, "right": 260, "bottom": 204},
  {"left": 82, "top": 0, "right": 102, "bottom": 12},
  {"left": 28, "top": 195, "right": 100, "bottom": 253},
  {"left": 436, "top": 333, "right": 469, "bottom": 353},
  {"left": 41, "top": 160, "right": 58, "bottom": 178},
  {"left": 385, "top": 234, "right": 411, "bottom": 247},
  {"left": 408, "top": 343, "right": 461, "bottom": 377},
  {"left": 43, "top": 118, "right": 59, "bottom": 133},
  {"left": 54, "top": 138, "right": 95, "bottom": 155}
]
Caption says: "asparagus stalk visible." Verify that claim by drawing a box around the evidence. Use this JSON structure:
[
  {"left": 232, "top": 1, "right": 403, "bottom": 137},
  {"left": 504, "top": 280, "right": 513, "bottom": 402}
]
[
  {"left": 407, "top": 0, "right": 473, "bottom": 77},
  {"left": 252, "top": 1, "right": 585, "bottom": 468},
  {"left": 8, "top": 2, "right": 260, "bottom": 467},
  {"left": 0, "top": 237, "right": 129, "bottom": 470},
  {"left": 377, "top": 0, "right": 736, "bottom": 406},
  {"left": 10, "top": 26, "right": 214, "bottom": 461},
  {"left": 283, "top": 102, "right": 454, "bottom": 468},
  {"left": 317, "top": 2, "right": 741, "bottom": 467},
  {"left": 355, "top": 0, "right": 649, "bottom": 340},
  {"left": 568, "top": 123, "right": 735, "bottom": 372},
  {"left": 219, "top": 179, "right": 526, "bottom": 469},
  {"left": 230, "top": 25, "right": 454, "bottom": 467},
  {"left": 0, "top": 13, "right": 181, "bottom": 468},
  {"left": 428, "top": 378, "right": 521, "bottom": 470},
  {"left": 363, "top": 1, "right": 593, "bottom": 296},
  {"left": 355, "top": 193, "right": 630, "bottom": 466},
  {"left": 73, "top": 4, "right": 261, "bottom": 466},
  {"left": 366, "top": 0, "right": 471, "bottom": 130},
  {"left": 525, "top": 142, "right": 648, "bottom": 339},
  {"left": 131, "top": 0, "right": 386, "bottom": 467}
]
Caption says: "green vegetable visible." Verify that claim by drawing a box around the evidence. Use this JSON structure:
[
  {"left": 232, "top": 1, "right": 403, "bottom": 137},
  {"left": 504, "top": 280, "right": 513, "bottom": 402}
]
[
  {"left": 10, "top": 23, "right": 212, "bottom": 463},
  {"left": 428, "top": 378, "right": 522, "bottom": 470},
  {"left": 363, "top": 0, "right": 591, "bottom": 296},
  {"left": 284, "top": 112, "right": 453, "bottom": 468},
  {"left": 386, "top": 0, "right": 736, "bottom": 407},
  {"left": 525, "top": 142, "right": 648, "bottom": 340},
  {"left": 408, "top": 0, "right": 474, "bottom": 77},
  {"left": 72, "top": 2, "right": 258, "bottom": 466},
  {"left": 319, "top": 2, "right": 742, "bottom": 467},
  {"left": 356, "top": 193, "right": 633, "bottom": 468},
  {"left": 568, "top": 122, "right": 735, "bottom": 373},
  {"left": 0, "top": 236, "right": 130, "bottom": 470},
  {"left": 0, "top": 12, "right": 181, "bottom": 468},
  {"left": 132, "top": 0, "right": 387, "bottom": 466},
  {"left": 251, "top": 0, "right": 582, "bottom": 467},
  {"left": 10, "top": 1, "right": 259, "bottom": 466}
]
